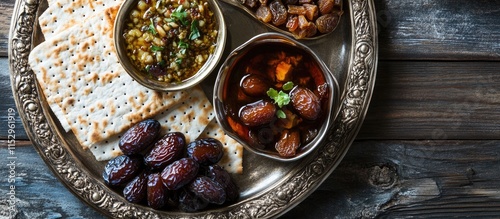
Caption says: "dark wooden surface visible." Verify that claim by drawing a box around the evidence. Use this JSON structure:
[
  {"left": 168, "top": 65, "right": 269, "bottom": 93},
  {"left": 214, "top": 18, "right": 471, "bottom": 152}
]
[{"left": 1, "top": 0, "right": 500, "bottom": 218}]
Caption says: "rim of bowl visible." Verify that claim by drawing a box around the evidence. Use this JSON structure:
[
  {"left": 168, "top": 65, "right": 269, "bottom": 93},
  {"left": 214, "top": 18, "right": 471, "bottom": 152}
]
[
  {"left": 113, "top": 0, "right": 227, "bottom": 92},
  {"left": 213, "top": 32, "right": 340, "bottom": 162}
]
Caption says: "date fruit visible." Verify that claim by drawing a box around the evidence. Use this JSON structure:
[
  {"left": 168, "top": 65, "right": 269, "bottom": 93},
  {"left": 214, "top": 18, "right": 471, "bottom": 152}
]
[
  {"left": 188, "top": 176, "right": 226, "bottom": 205},
  {"left": 316, "top": 13, "right": 340, "bottom": 34},
  {"left": 241, "top": 74, "right": 270, "bottom": 97},
  {"left": 144, "top": 132, "right": 186, "bottom": 170},
  {"left": 187, "top": 138, "right": 224, "bottom": 166},
  {"left": 103, "top": 155, "right": 142, "bottom": 186},
  {"left": 290, "top": 86, "right": 321, "bottom": 120},
  {"left": 147, "top": 172, "right": 168, "bottom": 209},
  {"left": 178, "top": 189, "right": 209, "bottom": 212},
  {"left": 123, "top": 172, "right": 147, "bottom": 203},
  {"left": 269, "top": 0, "right": 287, "bottom": 26},
  {"left": 275, "top": 130, "right": 301, "bottom": 157},
  {"left": 119, "top": 119, "right": 161, "bottom": 155},
  {"left": 161, "top": 158, "right": 199, "bottom": 190},
  {"left": 239, "top": 100, "right": 276, "bottom": 127},
  {"left": 206, "top": 165, "right": 240, "bottom": 202}
]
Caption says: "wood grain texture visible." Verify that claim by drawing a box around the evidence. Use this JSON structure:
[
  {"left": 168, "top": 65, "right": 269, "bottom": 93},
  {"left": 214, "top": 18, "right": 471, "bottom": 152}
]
[
  {"left": 358, "top": 61, "right": 500, "bottom": 140},
  {"left": 1, "top": 59, "right": 27, "bottom": 140},
  {"left": 0, "top": 0, "right": 15, "bottom": 56},
  {"left": 375, "top": 0, "right": 500, "bottom": 61},
  {"left": 284, "top": 140, "right": 500, "bottom": 218}
]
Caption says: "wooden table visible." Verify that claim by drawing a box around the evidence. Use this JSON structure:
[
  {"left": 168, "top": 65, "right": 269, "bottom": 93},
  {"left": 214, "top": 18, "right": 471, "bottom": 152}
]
[{"left": 2, "top": 0, "right": 499, "bottom": 218}]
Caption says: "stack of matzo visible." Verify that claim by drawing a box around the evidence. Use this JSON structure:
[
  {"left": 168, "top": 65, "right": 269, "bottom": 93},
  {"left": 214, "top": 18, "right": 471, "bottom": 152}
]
[{"left": 28, "top": 1, "right": 243, "bottom": 174}]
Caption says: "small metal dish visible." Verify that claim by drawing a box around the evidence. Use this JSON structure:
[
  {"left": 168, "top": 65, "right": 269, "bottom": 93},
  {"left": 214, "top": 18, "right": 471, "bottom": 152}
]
[
  {"left": 114, "top": 0, "right": 227, "bottom": 91},
  {"left": 213, "top": 32, "right": 340, "bottom": 161}
]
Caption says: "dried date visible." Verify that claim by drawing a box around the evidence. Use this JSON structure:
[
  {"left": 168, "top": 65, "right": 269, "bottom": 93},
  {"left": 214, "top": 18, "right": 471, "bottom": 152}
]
[
  {"left": 123, "top": 172, "right": 147, "bottom": 203},
  {"left": 144, "top": 132, "right": 186, "bottom": 170},
  {"left": 161, "top": 158, "right": 199, "bottom": 190},
  {"left": 241, "top": 74, "right": 271, "bottom": 97},
  {"left": 239, "top": 100, "right": 276, "bottom": 127},
  {"left": 269, "top": 0, "right": 287, "bottom": 26},
  {"left": 188, "top": 176, "right": 226, "bottom": 205},
  {"left": 290, "top": 86, "right": 321, "bottom": 120},
  {"left": 147, "top": 172, "right": 168, "bottom": 209},
  {"left": 256, "top": 5, "right": 272, "bottom": 23},
  {"left": 275, "top": 129, "right": 301, "bottom": 157},
  {"left": 178, "top": 189, "right": 209, "bottom": 212},
  {"left": 316, "top": 13, "right": 340, "bottom": 33},
  {"left": 206, "top": 165, "right": 240, "bottom": 203},
  {"left": 102, "top": 155, "right": 143, "bottom": 186},
  {"left": 187, "top": 138, "right": 224, "bottom": 166},
  {"left": 119, "top": 119, "right": 161, "bottom": 155}
]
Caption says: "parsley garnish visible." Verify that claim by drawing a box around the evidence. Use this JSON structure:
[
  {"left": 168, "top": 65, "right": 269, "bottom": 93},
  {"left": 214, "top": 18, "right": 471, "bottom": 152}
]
[
  {"left": 178, "top": 40, "right": 189, "bottom": 49},
  {"left": 151, "top": 45, "right": 164, "bottom": 52},
  {"left": 189, "top": 20, "right": 201, "bottom": 40},
  {"left": 171, "top": 6, "right": 188, "bottom": 26},
  {"left": 267, "top": 81, "right": 294, "bottom": 118},
  {"left": 267, "top": 89, "right": 290, "bottom": 108},
  {"left": 149, "top": 18, "right": 157, "bottom": 35},
  {"left": 276, "top": 110, "right": 287, "bottom": 119},
  {"left": 282, "top": 81, "right": 294, "bottom": 91},
  {"left": 175, "top": 58, "right": 183, "bottom": 65},
  {"left": 178, "top": 40, "right": 189, "bottom": 55}
]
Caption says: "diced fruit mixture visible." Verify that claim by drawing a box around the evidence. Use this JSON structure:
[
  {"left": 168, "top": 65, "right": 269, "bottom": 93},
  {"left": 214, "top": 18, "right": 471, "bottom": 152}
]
[
  {"left": 249, "top": 0, "right": 343, "bottom": 38},
  {"left": 221, "top": 42, "right": 330, "bottom": 157}
]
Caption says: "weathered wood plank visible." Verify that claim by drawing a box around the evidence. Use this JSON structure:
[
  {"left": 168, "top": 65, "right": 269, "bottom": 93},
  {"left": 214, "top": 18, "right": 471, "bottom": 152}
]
[
  {"left": 374, "top": 0, "right": 500, "bottom": 60},
  {"left": 0, "top": 0, "right": 15, "bottom": 57},
  {"left": 2, "top": 140, "right": 499, "bottom": 218},
  {"left": 358, "top": 61, "right": 500, "bottom": 140},
  {"left": 283, "top": 140, "right": 500, "bottom": 218},
  {"left": 0, "top": 59, "right": 27, "bottom": 140},
  {"left": 2, "top": 0, "right": 500, "bottom": 60}
]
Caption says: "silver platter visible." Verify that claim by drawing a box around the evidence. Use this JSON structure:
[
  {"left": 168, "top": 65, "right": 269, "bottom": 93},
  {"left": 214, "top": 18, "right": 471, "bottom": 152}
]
[{"left": 8, "top": 0, "right": 378, "bottom": 217}]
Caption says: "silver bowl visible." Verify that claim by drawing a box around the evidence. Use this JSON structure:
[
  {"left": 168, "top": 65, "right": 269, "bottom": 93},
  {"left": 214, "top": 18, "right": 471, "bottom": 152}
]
[
  {"left": 213, "top": 32, "right": 340, "bottom": 162},
  {"left": 114, "top": 0, "right": 227, "bottom": 91}
]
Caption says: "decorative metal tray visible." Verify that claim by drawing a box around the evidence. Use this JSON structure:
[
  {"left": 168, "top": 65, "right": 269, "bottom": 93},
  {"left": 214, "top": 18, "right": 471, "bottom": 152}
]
[{"left": 8, "top": 0, "right": 378, "bottom": 217}]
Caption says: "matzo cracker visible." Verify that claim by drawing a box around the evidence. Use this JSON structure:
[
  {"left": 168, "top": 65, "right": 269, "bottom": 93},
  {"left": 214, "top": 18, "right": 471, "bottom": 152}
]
[
  {"left": 29, "top": 6, "right": 190, "bottom": 149},
  {"left": 39, "top": 0, "right": 124, "bottom": 38}
]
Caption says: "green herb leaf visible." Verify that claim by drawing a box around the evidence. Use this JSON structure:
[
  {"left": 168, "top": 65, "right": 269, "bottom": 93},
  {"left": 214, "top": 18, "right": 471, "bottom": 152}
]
[
  {"left": 276, "top": 110, "right": 286, "bottom": 119},
  {"left": 151, "top": 45, "right": 164, "bottom": 52},
  {"left": 149, "top": 18, "right": 157, "bottom": 35},
  {"left": 178, "top": 40, "right": 189, "bottom": 55},
  {"left": 178, "top": 40, "right": 189, "bottom": 49},
  {"left": 267, "top": 88, "right": 279, "bottom": 99},
  {"left": 189, "top": 20, "right": 201, "bottom": 40},
  {"left": 175, "top": 58, "right": 183, "bottom": 65},
  {"left": 283, "top": 81, "right": 294, "bottom": 91},
  {"left": 267, "top": 88, "right": 290, "bottom": 108},
  {"left": 171, "top": 6, "right": 188, "bottom": 26},
  {"left": 158, "top": 60, "right": 166, "bottom": 66}
]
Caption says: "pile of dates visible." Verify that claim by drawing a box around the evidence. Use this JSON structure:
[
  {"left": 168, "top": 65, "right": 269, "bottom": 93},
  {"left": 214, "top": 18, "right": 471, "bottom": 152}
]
[
  {"left": 244, "top": 0, "right": 343, "bottom": 38},
  {"left": 102, "top": 119, "right": 238, "bottom": 212}
]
